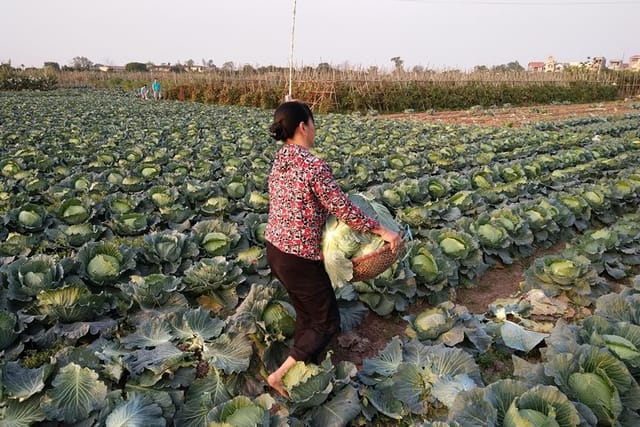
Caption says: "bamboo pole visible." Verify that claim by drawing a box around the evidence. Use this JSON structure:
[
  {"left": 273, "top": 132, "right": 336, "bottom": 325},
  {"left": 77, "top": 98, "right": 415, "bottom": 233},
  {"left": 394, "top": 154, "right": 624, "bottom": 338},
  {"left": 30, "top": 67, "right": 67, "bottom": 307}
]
[{"left": 286, "top": 0, "right": 297, "bottom": 101}]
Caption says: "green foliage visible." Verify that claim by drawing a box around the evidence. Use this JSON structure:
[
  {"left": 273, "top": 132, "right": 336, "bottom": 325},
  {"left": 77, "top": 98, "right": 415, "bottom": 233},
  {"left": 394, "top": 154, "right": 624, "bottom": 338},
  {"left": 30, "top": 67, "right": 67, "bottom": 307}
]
[
  {"left": 43, "top": 61, "right": 60, "bottom": 71},
  {"left": 2, "top": 90, "right": 640, "bottom": 426},
  {"left": 70, "top": 56, "right": 94, "bottom": 70},
  {"left": 21, "top": 343, "right": 66, "bottom": 368},
  {"left": 0, "top": 65, "right": 58, "bottom": 90},
  {"left": 124, "top": 62, "right": 148, "bottom": 72},
  {"left": 151, "top": 74, "right": 621, "bottom": 113}
]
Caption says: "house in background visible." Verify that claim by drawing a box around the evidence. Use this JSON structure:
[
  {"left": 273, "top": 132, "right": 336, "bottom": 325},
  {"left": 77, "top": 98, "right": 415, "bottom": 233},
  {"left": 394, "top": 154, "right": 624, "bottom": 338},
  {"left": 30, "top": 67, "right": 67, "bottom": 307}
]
[
  {"left": 185, "top": 65, "right": 205, "bottom": 72},
  {"left": 609, "top": 59, "right": 626, "bottom": 70},
  {"left": 564, "top": 56, "right": 606, "bottom": 71},
  {"left": 96, "top": 64, "right": 125, "bottom": 72},
  {"left": 544, "top": 56, "right": 563, "bottom": 72},
  {"left": 527, "top": 61, "right": 545, "bottom": 72},
  {"left": 591, "top": 57, "right": 606, "bottom": 71},
  {"left": 526, "top": 54, "right": 640, "bottom": 72},
  {"left": 527, "top": 56, "right": 563, "bottom": 72},
  {"left": 150, "top": 64, "right": 172, "bottom": 73},
  {"left": 544, "top": 56, "right": 556, "bottom": 72}
]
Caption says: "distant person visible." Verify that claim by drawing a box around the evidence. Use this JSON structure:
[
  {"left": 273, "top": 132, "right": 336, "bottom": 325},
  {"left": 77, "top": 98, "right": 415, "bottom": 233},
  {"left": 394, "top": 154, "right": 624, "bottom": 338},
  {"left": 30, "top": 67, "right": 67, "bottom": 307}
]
[
  {"left": 152, "top": 78, "right": 161, "bottom": 100},
  {"left": 140, "top": 84, "right": 149, "bottom": 100}
]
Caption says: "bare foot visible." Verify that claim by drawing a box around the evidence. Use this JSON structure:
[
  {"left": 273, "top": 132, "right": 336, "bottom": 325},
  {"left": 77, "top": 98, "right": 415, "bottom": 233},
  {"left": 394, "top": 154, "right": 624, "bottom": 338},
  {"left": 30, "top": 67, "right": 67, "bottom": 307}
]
[
  {"left": 267, "top": 373, "right": 289, "bottom": 398},
  {"left": 267, "top": 356, "right": 296, "bottom": 398}
]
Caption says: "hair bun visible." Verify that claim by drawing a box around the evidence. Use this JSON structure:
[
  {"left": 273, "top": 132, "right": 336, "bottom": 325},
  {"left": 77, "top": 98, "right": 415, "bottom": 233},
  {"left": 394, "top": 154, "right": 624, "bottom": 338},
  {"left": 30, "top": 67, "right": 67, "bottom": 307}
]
[{"left": 269, "top": 121, "right": 287, "bottom": 141}]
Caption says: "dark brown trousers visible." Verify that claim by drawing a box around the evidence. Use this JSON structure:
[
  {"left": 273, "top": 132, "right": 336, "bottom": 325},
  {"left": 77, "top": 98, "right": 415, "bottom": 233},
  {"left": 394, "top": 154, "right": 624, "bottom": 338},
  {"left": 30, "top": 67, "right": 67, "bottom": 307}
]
[{"left": 266, "top": 241, "right": 340, "bottom": 363}]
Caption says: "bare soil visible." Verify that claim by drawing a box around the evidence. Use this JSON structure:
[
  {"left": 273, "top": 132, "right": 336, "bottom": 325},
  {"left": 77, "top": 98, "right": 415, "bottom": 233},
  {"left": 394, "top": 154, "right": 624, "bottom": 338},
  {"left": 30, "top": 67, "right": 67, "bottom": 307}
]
[
  {"left": 331, "top": 100, "right": 638, "bottom": 369},
  {"left": 331, "top": 249, "right": 555, "bottom": 369},
  {"left": 381, "top": 99, "right": 638, "bottom": 127}
]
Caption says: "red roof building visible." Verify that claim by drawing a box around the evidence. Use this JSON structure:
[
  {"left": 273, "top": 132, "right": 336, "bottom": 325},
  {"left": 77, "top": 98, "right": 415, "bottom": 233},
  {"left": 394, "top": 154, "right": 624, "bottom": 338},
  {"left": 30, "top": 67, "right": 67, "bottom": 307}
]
[{"left": 527, "top": 61, "right": 545, "bottom": 72}]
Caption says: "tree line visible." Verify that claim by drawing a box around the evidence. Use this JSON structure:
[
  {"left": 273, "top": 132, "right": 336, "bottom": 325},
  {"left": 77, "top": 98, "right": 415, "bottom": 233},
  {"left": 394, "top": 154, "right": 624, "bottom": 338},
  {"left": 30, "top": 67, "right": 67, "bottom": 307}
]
[{"left": 29, "top": 56, "right": 527, "bottom": 75}]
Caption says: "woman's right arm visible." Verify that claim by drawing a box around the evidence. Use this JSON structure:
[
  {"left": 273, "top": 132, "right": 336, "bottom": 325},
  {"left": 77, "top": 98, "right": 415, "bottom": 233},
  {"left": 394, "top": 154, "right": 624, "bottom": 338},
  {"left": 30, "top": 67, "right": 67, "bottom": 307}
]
[
  {"left": 312, "top": 162, "right": 402, "bottom": 252},
  {"left": 311, "top": 162, "right": 377, "bottom": 231}
]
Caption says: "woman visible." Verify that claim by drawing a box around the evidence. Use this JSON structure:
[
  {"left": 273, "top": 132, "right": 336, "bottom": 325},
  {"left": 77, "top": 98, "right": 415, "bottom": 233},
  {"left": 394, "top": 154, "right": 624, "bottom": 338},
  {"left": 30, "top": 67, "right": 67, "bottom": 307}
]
[{"left": 265, "top": 101, "right": 401, "bottom": 397}]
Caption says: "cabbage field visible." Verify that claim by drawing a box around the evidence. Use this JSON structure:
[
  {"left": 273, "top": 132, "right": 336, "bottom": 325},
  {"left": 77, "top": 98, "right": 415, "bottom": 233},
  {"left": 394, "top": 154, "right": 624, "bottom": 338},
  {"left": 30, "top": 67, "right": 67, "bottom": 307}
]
[{"left": 3, "top": 90, "right": 640, "bottom": 426}]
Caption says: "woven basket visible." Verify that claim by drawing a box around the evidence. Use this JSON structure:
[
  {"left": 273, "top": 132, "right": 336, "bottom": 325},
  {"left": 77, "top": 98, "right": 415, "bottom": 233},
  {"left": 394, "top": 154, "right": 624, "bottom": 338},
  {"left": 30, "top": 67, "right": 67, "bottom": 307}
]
[{"left": 351, "top": 241, "right": 405, "bottom": 282}]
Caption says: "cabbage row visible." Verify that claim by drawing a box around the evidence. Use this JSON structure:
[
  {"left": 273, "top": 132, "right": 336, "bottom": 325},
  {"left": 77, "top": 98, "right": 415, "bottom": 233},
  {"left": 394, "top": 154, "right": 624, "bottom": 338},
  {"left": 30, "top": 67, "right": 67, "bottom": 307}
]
[{"left": 2, "top": 90, "right": 640, "bottom": 426}]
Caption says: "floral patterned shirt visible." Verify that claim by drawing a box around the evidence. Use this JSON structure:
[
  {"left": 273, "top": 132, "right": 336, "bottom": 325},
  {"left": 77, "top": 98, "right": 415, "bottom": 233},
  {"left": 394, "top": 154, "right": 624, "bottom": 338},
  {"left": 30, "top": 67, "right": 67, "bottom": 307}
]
[{"left": 265, "top": 143, "right": 379, "bottom": 260}]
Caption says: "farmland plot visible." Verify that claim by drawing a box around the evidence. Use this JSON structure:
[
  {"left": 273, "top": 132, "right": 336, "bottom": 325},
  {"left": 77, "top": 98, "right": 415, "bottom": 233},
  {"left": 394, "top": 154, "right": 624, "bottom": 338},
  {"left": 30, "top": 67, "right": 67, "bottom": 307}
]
[{"left": 2, "top": 90, "right": 640, "bottom": 426}]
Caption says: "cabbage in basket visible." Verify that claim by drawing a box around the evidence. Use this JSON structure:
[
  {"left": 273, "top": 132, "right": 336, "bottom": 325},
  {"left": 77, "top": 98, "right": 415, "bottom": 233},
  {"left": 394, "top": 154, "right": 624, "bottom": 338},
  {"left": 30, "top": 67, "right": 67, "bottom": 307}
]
[{"left": 322, "top": 194, "right": 402, "bottom": 286}]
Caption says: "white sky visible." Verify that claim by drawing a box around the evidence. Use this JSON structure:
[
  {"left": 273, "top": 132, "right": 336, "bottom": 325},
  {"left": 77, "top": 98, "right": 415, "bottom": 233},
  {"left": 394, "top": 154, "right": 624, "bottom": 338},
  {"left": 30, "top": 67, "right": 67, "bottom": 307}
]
[{"left": 2, "top": 0, "right": 638, "bottom": 71}]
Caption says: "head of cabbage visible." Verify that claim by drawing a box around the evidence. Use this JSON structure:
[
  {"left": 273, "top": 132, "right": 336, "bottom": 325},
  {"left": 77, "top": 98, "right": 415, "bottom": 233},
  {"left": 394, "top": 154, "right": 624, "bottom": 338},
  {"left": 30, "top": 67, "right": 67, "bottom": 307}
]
[{"left": 322, "top": 194, "right": 402, "bottom": 287}]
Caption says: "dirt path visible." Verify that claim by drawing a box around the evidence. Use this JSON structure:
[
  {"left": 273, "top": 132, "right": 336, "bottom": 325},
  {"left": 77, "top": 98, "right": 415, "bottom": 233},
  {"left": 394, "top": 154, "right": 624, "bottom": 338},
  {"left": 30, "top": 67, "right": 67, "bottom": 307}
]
[{"left": 332, "top": 248, "right": 560, "bottom": 368}]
